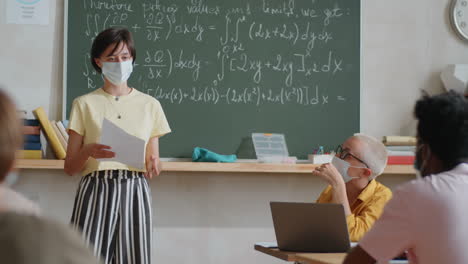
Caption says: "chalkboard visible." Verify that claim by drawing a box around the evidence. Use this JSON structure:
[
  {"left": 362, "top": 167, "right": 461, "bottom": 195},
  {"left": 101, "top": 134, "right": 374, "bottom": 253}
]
[{"left": 65, "top": 0, "right": 360, "bottom": 159}]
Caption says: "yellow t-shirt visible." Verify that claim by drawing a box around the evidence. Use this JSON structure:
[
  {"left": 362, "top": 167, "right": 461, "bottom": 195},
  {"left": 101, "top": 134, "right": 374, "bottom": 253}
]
[
  {"left": 68, "top": 88, "right": 171, "bottom": 176},
  {"left": 316, "top": 180, "right": 392, "bottom": 242}
]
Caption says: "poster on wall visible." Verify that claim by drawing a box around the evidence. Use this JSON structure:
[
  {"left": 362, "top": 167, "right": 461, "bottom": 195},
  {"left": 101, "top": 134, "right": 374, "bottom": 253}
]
[{"left": 6, "top": 0, "right": 49, "bottom": 25}]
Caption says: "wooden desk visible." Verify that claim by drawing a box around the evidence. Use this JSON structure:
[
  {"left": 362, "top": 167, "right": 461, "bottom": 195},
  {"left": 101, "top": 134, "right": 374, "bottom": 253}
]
[
  {"left": 255, "top": 245, "right": 408, "bottom": 264},
  {"left": 255, "top": 245, "right": 345, "bottom": 264},
  {"left": 296, "top": 253, "right": 345, "bottom": 264},
  {"left": 254, "top": 245, "right": 300, "bottom": 261}
]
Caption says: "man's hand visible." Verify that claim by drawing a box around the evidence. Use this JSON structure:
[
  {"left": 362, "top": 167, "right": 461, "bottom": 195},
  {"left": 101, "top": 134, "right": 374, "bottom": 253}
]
[
  {"left": 312, "top": 163, "right": 345, "bottom": 188},
  {"left": 313, "top": 163, "right": 352, "bottom": 216}
]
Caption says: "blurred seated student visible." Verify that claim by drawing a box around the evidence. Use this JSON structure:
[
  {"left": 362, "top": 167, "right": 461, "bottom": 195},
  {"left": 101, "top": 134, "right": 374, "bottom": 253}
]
[
  {"left": 0, "top": 88, "right": 39, "bottom": 215},
  {"left": 344, "top": 91, "right": 468, "bottom": 264},
  {"left": 0, "top": 212, "right": 100, "bottom": 264},
  {"left": 313, "top": 134, "right": 391, "bottom": 241}
]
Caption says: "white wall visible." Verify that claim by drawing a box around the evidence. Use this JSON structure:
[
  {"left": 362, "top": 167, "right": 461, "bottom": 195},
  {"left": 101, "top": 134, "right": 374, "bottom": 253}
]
[
  {"left": 362, "top": 0, "right": 468, "bottom": 136},
  {"left": 0, "top": 0, "right": 464, "bottom": 263}
]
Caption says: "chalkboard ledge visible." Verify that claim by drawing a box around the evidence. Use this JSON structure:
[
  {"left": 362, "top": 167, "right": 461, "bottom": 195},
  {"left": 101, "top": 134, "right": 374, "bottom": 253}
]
[{"left": 16, "top": 159, "right": 415, "bottom": 175}]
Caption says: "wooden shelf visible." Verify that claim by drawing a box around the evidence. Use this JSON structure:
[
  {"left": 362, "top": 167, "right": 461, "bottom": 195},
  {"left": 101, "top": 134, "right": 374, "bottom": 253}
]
[
  {"left": 16, "top": 159, "right": 415, "bottom": 175},
  {"left": 162, "top": 162, "right": 320, "bottom": 174},
  {"left": 16, "top": 159, "right": 65, "bottom": 169}
]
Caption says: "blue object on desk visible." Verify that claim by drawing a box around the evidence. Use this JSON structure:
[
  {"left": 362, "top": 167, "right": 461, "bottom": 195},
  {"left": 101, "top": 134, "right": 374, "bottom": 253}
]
[{"left": 192, "top": 147, "right": 237, "bottom": 163}]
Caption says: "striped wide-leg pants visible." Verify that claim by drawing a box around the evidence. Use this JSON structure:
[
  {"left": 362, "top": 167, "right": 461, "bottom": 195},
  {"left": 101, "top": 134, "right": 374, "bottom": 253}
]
[{"left": 71, "top": 170, "right": 152, "bottom": 264}]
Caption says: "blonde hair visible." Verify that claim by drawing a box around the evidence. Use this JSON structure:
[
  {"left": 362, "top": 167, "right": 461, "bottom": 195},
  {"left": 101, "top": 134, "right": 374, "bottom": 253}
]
[
  {"left": 0, "top": 89, "right": 22, "bottom": 181},
  {"left": 352, "top": 134, "right": 388, "bottom": 180}
]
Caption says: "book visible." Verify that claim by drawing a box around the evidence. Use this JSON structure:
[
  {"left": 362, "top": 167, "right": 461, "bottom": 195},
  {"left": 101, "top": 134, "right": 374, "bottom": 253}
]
[
  {"left": 385, "top": 142, "right": 417, "bottom": 147},
  {"left": 24, "top": 134, "right": 40, "bottom": 143},
  {"left": 40, "top": 129, "right": 55, "bottom": 159},
  {"left": 56, "top": 120, "right": 69, "bottom": 142},
  {"left": 387, "top": 150, "right": 415, "bottom": 156},
  {"left": 23, "top": 119, "right": 40, "bottom": 126},
  {"left": 62, "top": 119, "right": 69, "bottom": 129},
  {"left": 387, "top": 155, "right": 415, "bottom": 165},
  {"left": 18, "top": 150, "right": 42, "bottom": 159},
  {"left": 23, "top": 142, "right": 42, "bottom": 150},
  {"left": 383, "top": 136, "right": 417, "bottom": 146},
  {"left": 386, "top": 146, "right": 415, "bottom": 152},
  {"left": 51, "top": 120, "right": 68, "bottom": 151},
  {"left": 32, "top": 107, "right": 66, "bottom": 159},
  {"left": 23, "top": 125, "right": 40, "bottom": 135}
]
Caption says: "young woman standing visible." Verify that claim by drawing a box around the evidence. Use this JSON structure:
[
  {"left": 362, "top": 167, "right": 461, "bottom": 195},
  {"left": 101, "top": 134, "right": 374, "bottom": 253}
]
[{"left": 65, "top": 27, "right": 171, "bottom": 264}]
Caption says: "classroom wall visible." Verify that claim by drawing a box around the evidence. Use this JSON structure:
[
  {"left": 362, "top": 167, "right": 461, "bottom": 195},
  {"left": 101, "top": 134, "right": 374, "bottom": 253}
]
[{"left": 0, "top": 0, "right": 465, "bottom": 263}]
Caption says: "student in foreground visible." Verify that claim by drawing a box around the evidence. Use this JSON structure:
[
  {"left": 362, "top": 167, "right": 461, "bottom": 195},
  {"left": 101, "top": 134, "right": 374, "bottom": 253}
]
[
  {"left": 344, "top": 91, "right": 468, "bottom": 264},
  {"left": 313, "top": 134, "right": 391, "bottom": 241},
  {"left": 0, "top": 88, "right": 39, "bottom": 215},
  {"left": 0, "top": 212, "right": 100, "bottom": 264}
]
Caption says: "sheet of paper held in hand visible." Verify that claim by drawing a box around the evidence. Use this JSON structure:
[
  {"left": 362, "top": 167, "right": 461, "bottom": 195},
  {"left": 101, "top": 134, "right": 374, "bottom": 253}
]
[{"left": 98, "top": 118, "right": 145, "bottom": 169}]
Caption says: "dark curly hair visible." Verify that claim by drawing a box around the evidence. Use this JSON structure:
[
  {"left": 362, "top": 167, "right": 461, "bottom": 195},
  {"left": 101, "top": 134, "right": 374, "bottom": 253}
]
[{"left": 414, "top": 91, "right": 468, "bottom": 170}]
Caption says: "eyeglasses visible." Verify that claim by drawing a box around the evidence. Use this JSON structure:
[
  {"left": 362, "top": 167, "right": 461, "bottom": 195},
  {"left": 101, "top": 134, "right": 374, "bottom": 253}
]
[{"left": 334, "top": 145, "right": 369, "bottom": 168}]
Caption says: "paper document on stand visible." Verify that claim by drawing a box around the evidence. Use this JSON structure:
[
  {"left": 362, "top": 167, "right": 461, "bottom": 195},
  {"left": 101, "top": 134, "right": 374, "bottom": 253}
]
[{"left": 98, "top": 118, "right": 145, "bottom": 169}]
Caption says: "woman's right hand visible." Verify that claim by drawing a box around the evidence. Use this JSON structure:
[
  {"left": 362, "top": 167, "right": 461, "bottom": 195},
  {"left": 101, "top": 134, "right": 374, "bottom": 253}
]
[
  {"left": 65, "top": 131, "right": 115, "bottom": 176},
  {"left": 83, "top": 143, "right": 115, "bottom": 159}
]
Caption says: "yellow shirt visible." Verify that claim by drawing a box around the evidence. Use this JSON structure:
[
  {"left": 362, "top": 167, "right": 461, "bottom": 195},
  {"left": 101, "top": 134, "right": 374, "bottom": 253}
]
[
  {"left": 68, "top": 88, "right": 171, "bottom": 176},
  {"left": 316, "top": 180, "right": 392, "bottom": 242}
]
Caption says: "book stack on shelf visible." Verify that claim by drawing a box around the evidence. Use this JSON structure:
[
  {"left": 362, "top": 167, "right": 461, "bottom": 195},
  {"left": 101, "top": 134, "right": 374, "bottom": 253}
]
[
  {"left": 32, "top": 107, "right": 67, "bottom": 160},
  {"left": 51, "top": 120, "right": 69, "bottom": 153},
  {"left": 20, "top": 119, "right": 42, "bottom": 159},
  {"left": 383, "top": 136, "right": 416, "bottom": 165}
]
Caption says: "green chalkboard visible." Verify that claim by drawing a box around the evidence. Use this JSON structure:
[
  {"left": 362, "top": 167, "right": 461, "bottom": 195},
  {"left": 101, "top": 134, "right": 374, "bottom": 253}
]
[{"left": 65, "top": 0, "right": 360, "bottom": 158}]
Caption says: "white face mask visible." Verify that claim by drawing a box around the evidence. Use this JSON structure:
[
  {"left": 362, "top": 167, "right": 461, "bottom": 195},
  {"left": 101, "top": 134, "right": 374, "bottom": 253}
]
[
  {"left": 3, "top": 171, "right": 18, "bottom": 187},
  {"left": 331, "top": 156, "right": 364, "bottom": 183},
  {"left": 101, "top": 60, "right": 133, "bottom": 85}
]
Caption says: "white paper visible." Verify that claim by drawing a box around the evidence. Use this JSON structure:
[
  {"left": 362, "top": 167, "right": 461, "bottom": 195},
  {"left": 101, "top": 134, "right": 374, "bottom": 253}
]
[
  {"left": 6, "top": 0, "right": 49, "bottom": 25},
  {"left": 98, "top": 118, "right": 145, "bottom": 169}
]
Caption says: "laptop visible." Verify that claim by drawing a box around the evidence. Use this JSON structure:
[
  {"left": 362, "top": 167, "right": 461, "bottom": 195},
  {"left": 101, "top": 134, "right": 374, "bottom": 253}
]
[{"left": 270, "top": 202, "right": 350, "bottom": 253}]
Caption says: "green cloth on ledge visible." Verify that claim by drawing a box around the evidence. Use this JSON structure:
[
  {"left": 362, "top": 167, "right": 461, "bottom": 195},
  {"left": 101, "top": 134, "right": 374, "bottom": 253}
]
[{"left": 192, "top": 147, "right": 237, "bottom": 163}]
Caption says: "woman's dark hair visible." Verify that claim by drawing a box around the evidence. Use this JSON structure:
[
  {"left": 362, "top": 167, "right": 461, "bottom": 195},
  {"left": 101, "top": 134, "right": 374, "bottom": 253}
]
[
  {"left": 414, "top": 91, "right": 468, "bottom": 169},
  {"left": 90, "top": 27, "right": 136, "bottom": 73}
]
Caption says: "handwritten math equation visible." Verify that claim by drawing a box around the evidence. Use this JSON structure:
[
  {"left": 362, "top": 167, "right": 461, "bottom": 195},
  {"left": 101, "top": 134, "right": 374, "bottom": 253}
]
[{"left": 80, "top": 0, "right": 358, "bottom": 107}]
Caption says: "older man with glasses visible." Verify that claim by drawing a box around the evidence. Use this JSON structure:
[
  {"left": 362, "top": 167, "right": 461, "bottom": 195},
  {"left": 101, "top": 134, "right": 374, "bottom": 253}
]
[{"left": 313, "top": 134, "right": 392, "bottom": 242}]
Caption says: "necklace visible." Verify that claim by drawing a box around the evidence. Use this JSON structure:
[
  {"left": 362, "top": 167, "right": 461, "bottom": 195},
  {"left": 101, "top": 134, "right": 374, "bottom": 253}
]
[
  {"left": 105, "top": 95, "right": 123, "bottom": 119},
  {"left": 114, "top": 96, "right": 122, "bottom": 119},
  {"left": 102, "top": 88, "right": 132, "bottom": 120},
  {"left": 101, "top": 87, "right": 133, "bottom": 119}
]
